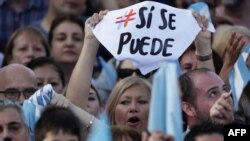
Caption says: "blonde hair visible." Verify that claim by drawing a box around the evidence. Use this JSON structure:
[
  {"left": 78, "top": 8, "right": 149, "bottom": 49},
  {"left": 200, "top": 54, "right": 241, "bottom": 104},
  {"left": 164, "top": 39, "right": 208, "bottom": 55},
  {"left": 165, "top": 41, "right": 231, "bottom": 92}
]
[
  {"left": 212, "top": 24, "right": 250, "bottom": 59},
  {"left": 105, "top": 76, "right": 151, "bottom": 125}
]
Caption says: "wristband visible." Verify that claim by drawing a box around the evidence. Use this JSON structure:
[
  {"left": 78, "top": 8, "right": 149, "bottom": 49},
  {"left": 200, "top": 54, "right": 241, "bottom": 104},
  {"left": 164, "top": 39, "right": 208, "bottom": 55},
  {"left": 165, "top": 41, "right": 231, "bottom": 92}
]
[{"left": 196, "top": 53, "right": 212, "bottom": 61}]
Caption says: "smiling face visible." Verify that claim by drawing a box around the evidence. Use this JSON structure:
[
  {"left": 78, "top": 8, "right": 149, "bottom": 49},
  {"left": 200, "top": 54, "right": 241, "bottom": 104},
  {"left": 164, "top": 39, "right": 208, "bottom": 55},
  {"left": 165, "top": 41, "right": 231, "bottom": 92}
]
[
  {"left": 114, "top": 84, "right": 150, "bottom": 132},
  {"left": 51, "top": 21, "right": 84, "bottom": 64}
]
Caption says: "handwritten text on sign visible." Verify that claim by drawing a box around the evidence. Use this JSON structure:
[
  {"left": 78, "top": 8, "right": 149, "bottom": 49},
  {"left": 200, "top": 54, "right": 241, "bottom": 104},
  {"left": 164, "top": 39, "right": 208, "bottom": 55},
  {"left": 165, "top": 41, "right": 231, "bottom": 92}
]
[{"left": 92, "top": 1, "right": 215, "bottom": 74}]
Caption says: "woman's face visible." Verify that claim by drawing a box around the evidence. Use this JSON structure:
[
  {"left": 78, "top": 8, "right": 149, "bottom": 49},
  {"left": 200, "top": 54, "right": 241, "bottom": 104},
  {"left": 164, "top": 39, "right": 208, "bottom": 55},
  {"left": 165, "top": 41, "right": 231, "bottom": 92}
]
[
  {"left": 86, "top": 88, "right": 101, "bottom": 117},
  {"left": 179, "top": 50, "right": 197, "bottom": 73},
  {"left": 114, "top": 84, "right": 150, "bottom": 132},
  {"left": 10, "top": 33, "right": 46, "bottom": 65},
  {"left": 33, "top": 64, "right": 64, "bottom": 93},
  {"left": 51, "top": 21, "right": 84, "bottom": 64}
]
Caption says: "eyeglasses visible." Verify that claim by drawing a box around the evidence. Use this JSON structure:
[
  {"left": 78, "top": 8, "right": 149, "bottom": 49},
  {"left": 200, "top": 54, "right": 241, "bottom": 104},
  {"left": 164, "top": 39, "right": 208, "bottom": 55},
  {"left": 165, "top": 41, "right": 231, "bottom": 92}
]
[
  {"left": 0, "top": 88, "right": 37, "bottom": 101},
  {"left": 117, "top": 68, "right": 151, "bottom": 79}
]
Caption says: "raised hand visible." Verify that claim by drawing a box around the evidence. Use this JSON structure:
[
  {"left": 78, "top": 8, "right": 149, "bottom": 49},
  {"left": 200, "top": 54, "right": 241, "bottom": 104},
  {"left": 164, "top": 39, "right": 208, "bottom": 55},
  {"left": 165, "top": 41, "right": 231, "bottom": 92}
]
[
  {"left": 223, "top": 32, "right": 248, "bottom": 69},
  {"left": 210, "top": 92, "right": 234, "bottom": 125},
  {"left": 219, "top": 32, "right": 249, "bottom": 84},
  {"left": 192, "top": 11, "right": 208, "bottom": 32},
  {"left": 192, "top": 11, "right": 215, "bottom": 71},
  {"left": 84, "top": 10, "right": 108, "bottom": 41}
]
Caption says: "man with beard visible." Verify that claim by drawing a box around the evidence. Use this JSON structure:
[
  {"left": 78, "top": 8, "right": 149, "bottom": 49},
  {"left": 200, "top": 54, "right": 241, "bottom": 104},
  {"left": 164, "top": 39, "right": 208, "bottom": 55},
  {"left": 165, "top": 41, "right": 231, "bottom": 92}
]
[{"left": 180, "top": 68, "right": 234, "bottom": 131}]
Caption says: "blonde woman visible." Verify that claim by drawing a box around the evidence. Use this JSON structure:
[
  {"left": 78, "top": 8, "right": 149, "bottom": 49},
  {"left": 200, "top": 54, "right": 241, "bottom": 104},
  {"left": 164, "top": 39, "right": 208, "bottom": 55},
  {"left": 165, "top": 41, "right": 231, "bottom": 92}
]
[
  {"left": 106, "top": 76, "right": 151, "bottom": 133},
  {"left": 65, "top": 8, "right": 214, "bottom": 134}
]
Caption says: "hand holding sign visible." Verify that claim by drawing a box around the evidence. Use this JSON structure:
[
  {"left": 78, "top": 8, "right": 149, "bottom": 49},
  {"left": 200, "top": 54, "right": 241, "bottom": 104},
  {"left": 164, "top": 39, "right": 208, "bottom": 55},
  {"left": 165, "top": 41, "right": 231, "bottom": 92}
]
[
  {"left": 189, "top": 2, "right": 215, "bottom": 71},
  {"left": 85, "top": 10, "right": 108, "bottom": 42},
  {"left": 192, "top": 11, "right": 208, "bottom": 31},
  {"left": 92, "top": 1, "right": 215, "bottom": 74}
]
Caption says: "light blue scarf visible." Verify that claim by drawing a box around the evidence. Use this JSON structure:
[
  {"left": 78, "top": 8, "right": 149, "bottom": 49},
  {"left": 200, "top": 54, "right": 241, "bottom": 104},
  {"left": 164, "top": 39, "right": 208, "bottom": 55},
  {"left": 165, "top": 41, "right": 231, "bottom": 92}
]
[{"left": 22, "top": 84, "right": 54, "bottom": 141}]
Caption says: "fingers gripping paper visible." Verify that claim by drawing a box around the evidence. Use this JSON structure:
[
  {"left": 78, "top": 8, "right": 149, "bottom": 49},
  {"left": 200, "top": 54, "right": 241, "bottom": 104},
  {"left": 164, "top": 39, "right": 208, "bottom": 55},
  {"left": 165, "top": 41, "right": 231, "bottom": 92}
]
[{"left": 92, "top": 1, "right": 215, "bottom": 74}]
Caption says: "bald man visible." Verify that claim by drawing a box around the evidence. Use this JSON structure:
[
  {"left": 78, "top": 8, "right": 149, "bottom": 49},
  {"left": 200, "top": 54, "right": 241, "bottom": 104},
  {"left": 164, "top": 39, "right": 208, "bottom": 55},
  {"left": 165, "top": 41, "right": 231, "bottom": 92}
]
[{"left": 0, "top": 64, "right": 37, "bottom": 105}]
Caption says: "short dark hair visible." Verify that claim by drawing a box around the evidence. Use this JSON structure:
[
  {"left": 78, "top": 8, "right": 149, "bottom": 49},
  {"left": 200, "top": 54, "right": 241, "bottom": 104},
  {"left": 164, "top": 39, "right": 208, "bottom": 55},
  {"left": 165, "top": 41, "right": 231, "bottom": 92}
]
[
  {"left": 26, "top": 57, "right": 65, "bottom": 87},
  {"left": 179, "top": 70, "right": 195, "bottom": 105},
  {"left": 185, "top": 121, "right": 223, "bottom": 141},
  {"left": 179, "top": 68, "right": 212, "bottom": 105},
  {"left": 48, "top": 14, "right": 85, "bottom": 46},
  {"left": 35, "top": 106, "right": 82, "bottom": 141}
]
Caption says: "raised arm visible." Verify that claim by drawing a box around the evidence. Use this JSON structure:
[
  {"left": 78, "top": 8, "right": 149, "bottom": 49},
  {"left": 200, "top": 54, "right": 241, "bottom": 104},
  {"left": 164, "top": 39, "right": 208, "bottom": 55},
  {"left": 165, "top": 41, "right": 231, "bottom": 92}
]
[
  {"left": 210, "top": 92, "right": 234, "bottom": 125},
  {"left": 51, "top": 93, "right": 99, "bottom": 130},
  {"left": 193, "top": 11, "right": 215, "bottom": 71},
  {"left": 65, "top": 10, "right": 108, "bottom": 109},
  {"left": 219, "top": 32, "right": 248, "bottom": 85}
]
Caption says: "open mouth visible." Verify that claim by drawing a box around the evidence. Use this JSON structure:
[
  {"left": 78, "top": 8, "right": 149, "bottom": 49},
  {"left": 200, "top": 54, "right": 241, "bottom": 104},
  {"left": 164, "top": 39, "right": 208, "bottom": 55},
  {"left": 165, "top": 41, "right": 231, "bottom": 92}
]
[{"left": 127, "top": 117, "right": 140, "bottom": 126}]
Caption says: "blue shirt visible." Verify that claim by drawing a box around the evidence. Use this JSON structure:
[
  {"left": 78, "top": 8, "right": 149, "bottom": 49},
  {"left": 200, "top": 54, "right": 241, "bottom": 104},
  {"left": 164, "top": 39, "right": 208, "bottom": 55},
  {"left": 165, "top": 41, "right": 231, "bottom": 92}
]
[{"left": 0, "top": 0, "right": 48, "bottom": 53}]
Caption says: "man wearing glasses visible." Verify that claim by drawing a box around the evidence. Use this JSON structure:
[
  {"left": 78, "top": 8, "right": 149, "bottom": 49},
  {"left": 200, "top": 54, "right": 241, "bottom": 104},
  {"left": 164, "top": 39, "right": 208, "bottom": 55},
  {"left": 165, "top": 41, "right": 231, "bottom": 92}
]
[{"left": 0, "top": 64, "right": 37, "bottom": 105}]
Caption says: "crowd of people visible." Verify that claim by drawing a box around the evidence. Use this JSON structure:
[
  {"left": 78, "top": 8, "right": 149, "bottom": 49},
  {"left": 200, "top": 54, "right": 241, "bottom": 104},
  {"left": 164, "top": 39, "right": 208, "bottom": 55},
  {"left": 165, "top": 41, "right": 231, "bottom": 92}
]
[{"left": 0, "top": 0, "right": 250, "bottom": 141}]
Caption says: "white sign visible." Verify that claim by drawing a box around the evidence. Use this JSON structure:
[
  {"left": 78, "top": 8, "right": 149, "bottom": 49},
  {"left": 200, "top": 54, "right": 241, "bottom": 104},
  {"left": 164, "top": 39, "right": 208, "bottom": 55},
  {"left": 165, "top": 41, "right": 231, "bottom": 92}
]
[{"left": 92, "top": 1, "right": 215, "bottom": 74}]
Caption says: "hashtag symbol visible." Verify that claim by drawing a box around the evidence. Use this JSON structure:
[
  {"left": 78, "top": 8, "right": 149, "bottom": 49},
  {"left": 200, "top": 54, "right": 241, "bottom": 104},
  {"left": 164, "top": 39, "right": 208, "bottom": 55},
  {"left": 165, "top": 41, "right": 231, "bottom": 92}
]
[{"left": 116, "top": 9, "right": 136, "bottom": 29}]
